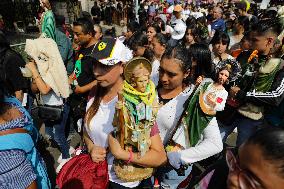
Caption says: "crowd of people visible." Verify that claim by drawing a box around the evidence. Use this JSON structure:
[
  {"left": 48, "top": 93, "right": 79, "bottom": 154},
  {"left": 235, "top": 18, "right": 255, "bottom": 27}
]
[
  {"left": 90, "top": 0, "right": 136, "bottom": 25},
  {"left": 0, "top": 0, "right": 284, "bottom": 188}
]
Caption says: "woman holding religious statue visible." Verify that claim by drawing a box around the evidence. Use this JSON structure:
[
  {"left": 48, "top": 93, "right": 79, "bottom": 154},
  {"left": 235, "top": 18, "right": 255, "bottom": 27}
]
[
  {"left": 84, "top": 38, "right": 166, "bottom": 189},
  {"left": 155, "top": 46, "right": 242, "bottom": 189}
]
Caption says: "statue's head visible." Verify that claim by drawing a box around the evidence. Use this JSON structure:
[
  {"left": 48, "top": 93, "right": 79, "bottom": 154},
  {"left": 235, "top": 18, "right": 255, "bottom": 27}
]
[
  {"left": 39, "top": 0, "right": 51, "bottom": 10},
  {"left": 131, "top": 63, "right": 150, "bottom": 93},
  {"left": 124, "top": 57, "right": 152, "bottom": 93}
]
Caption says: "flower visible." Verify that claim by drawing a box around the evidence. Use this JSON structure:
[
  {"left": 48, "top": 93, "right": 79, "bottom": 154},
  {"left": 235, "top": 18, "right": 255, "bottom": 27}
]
[
  {"left": 248, "top": 50, "right": 258, "bottom": 63},
  {"left": 216, "top": 97, "right": 223, "bottom": 103}
]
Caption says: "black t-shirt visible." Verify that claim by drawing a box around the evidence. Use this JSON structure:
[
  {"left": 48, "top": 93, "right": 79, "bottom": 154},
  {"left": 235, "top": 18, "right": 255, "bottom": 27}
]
[
  {"left": 75, "top": 45, "right": 96, "bottom": 87},
  {"left": 91, "top": 6, "right": 101, "bottom": 17},
  {"left": 157, "top": 91, "right": 172, "bottom": 105},
  {"left": 1, "top": 50, "right": 28, "bottom": 94},
  {"left": 70, "top": 45, "right": 96, "bottom": 116}
]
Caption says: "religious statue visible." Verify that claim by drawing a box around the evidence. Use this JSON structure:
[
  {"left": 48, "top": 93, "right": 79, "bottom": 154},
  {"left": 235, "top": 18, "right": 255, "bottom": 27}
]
[
  {"left": 39, "top": 0, "right": 56, "bottom": 40},
  {"left": 113, "top": 57, "right": 159, "bottom": 182},
  {"left": 166, "top": 59, "right": 241, "bottom": 152}
]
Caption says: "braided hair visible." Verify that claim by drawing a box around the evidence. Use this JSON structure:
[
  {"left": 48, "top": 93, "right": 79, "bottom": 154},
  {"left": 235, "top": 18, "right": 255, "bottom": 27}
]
[{"left": 251, "top": 18, "right": 282, "bottom": 37}]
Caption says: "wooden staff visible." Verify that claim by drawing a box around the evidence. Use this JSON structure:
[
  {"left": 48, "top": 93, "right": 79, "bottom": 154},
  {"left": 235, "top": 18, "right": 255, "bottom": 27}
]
[{"left": 118, "top": 92, "right": 125, "bottom": 149}]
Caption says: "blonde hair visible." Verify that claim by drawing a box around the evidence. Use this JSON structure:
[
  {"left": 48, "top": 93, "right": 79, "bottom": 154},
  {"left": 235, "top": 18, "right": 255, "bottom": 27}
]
[{"left": 40, "top": 0, "right": 52, "bottom": 10}]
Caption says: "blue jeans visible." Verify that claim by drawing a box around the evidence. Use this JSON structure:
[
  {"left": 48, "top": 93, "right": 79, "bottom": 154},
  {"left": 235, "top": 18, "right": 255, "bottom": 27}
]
[
  {"left": 219, "top": 114, "right": 262, "bottom": 147},
  {"left": 157, "top": 165, "right": 192, "bottom": 189},
  {"left": 45, "top": 103, "right": 70, "bottom": 159}
]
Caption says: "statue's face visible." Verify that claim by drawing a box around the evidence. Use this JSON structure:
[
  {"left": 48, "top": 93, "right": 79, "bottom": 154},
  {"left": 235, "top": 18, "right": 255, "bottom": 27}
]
[
  {"left": 133, "top": 75, "right": 149, "bottom": 93},
  {"left": 39, "top": 0, "right": 44, "bottom": 8},
  {"left": 39, "top": 0, "right": 49, "bottom": 9}
]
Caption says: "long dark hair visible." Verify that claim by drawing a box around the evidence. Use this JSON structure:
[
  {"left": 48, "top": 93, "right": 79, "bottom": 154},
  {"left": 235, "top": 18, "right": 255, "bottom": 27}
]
[
  {"left": 147, "top": 22, "right": 162, "bottom": 34},
  {"left": 153, "top": 33, "right": 168, "bottom": 46},
  {"left": 214, "top": 65, "right": 232, "bottom": 83},
  {"left": 245, "top": 127, "right": 284, "bottom": 176},
  {"left": 189, "top": 43, "right": 214, "bottom": 80},
  {"left": 85, "top": 85, "right": 106, "bottom": 127},
  {"left": 130, "top": 32, "right": 154, "bottom": 61},
  {"left": 0, "top": 31, "right": 10, "bottom": 56},
  {"left": 85, "top": 62, "right": 121, "bottom": 126},
  {"left": 0, "top": 31, "right": 12, "bottom": 93},
  {"left": 210, "top": 30, "right": 230, "bottom": 47},
  {"left": 182, "top": 26, "right": 200, "bottom": 46},
  {"left": 130, "top": 32, "right": 148, "bottom": 51}
]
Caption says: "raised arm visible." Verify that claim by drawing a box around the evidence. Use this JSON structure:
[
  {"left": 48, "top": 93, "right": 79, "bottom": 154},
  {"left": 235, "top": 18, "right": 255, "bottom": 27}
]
[{"left": 26, "top": 61, "right": 51, "bottom": 95}]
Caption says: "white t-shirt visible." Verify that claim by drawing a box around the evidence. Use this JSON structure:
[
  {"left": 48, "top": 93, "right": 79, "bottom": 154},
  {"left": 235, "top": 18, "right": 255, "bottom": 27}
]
[
  {"left": 170, "top": 18, "right": 186, "bottom": 40},
  {"left": 157, "top": 78, "right": 223, "bottom": 167},
  {"left": 167, "top": 5, "right": 174, "bottom": 14},
  {"left": 42, "top": 91, "right": 63, "bottom": 106},
  {"left": 176, "top": 117, "right": 223, "bottom": 164},
  {"left": 151, "top": 59, "right": 160, "bottom": 86},
  {"left": 85, "top": 97, "right": 140, "bottom": 188},
  {"left": 183, "top": 9, "right": 191, "bottom": 16},
  {"left": 157, "top": 85, "right": 194, "bottom": 145},
  {"left": 191, "top": 11, "right": 203, "bottom": 19}
]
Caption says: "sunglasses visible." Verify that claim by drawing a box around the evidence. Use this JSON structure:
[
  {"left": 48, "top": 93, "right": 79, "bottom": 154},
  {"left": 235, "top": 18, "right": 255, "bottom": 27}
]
[{"left": 226, "top": 149, "right": 264, "bottom": 189}]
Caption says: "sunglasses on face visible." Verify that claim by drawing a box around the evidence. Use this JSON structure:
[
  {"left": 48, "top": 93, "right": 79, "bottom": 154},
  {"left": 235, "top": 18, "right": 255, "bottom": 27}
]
[{"left": 226, "top": 149, "right": 265, "bottom": 189}]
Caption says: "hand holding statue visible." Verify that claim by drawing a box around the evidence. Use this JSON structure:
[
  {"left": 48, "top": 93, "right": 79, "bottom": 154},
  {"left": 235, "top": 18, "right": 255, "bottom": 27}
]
[
  {"left": 206, "top": 93, "right": 216, "bottom": 107},
  {"left": 230, "top": 86, "right": 240, "bottom": 97},
  {"left": 115, "top": 101, "right": 124, "bottom": 110}
]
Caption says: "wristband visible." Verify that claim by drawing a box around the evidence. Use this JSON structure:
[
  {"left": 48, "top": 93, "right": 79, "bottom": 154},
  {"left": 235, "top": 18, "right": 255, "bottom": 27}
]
[{"left": 126, "top": 148, "right": 133, "bottom": 164}]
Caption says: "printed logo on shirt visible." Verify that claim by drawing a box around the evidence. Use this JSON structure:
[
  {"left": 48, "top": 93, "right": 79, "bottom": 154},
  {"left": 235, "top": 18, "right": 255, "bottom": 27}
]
[
  {"left": 73, "top": 54, "right": 83, "bottom": 80},
  {"left": 98, "top": 42, "right": 107, "bottom": 51}
]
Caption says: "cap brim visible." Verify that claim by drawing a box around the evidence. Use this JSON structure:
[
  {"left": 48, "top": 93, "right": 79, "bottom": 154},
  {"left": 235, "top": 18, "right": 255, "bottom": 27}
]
[
  {"left": 87, "top": 37, "right": 133, "bottom": 65},
  {"left": 88, "top": 38, "right": 117, "bottom": 64}
]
